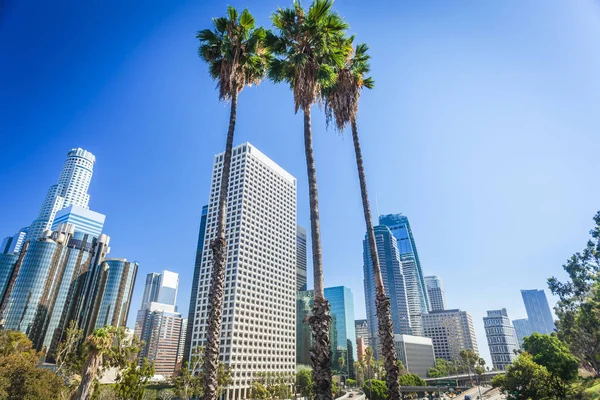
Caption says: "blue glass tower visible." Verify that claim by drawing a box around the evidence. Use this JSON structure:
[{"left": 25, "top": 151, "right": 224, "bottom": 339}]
[
  {"left": 0, "top": 253, "right": 19, "bottom": 303},
  {"left": 325, "top": 286, "right": 357, "bottom": 378},
  {"left": 379, "top": 214, "right": 430, "bottom": 335},
  {"left": 363, "top": 225, "right": 412, "bottom": 357},
  {"left": 521, "top": 289, "right": 555, "bottom": 334},
  {"left": 93, "top": 258, "right": 138, "bottom": 330}
]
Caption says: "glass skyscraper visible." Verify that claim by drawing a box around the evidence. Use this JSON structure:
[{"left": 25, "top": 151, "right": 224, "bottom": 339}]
[
  {"left": 296, "top": 225, "right": 307, "bottom": 291},
  {"left": 363, "top": 225, "right": 411, "bottom": 358},
  {"left": 93, "top": 258, "right": 138, "bottom": 330},
  {"left": 52, "top": 205, "right": 105, "bottom": 239},
  {"left": 425, "top": 275, "right": 447, "bottom": 311},
  {"left": 0, "top": 253, "right": 19, "bottom": 304},
  {"left": 521, "top": 289, "right": 555, "bottom": 334},
  {"left": 324, "top": 286, "right": 357, "bottom": 378},
  {"left": 141, "top": 270, "right": 179, "bottom": 309},
  {"left": 512, "top": 318, "right": 531, "bottom": 347}
]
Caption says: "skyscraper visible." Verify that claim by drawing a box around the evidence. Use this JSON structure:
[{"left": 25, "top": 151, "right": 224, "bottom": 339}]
[
  {"left": 483, "top": 309, "right": 519, "bottom": 370},
  {"left": 183, "top": 205, "right": 208, "bottom": 363},
  {"left": 379, "top": 214, "right": 430, "bottom": 335},
  {"left": 363, "top": 225, "right": 411, "bottom": 357},
  {"left": 52, "top": 205, "right": 105, "bottom": 239},
  {"left": 141, "top": 270, "right": 179, "bottom": 309},
  {"left": 325, "top": 286, "right": 357, "bottom": 378},
  {"left": 512, "top": 318, "right": 531, "bottom": 347},
  {"left": 355, "top": 319, "right": 370, "bottom": 350},
  {"left": 521, "top": 289, "right": 555, "bottom": 334},
  {"left": 190, "top": 143, "right": 296, "bottom": 398},
  {"left": 425, "top": 275, "right": 447, "bottom": 311},
  {"left": 1, "top": 228, "right": 28, "bottom": 255},
  {"left": 296, "top": 290, "right": 314, "bottom": 366},
  {"left": 296, "top": 225, "right": 307, "bottom": 291},
  {"left": 27, "top": 148, "right": 96, "bottom": 240},
  {"left": 422, "top": 309, "right": 478, "bottom": 362}
]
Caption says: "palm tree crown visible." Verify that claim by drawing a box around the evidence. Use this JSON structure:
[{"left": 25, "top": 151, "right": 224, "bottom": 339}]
[
  {"left": 267, "top": 0, "right": 350, "bottom": 113},
  {"left": 197, "top": 6, "right": 269, "bottom": 101}
]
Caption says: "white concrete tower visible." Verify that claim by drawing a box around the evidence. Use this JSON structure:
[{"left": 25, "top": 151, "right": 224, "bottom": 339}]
[
  {"left": 191, "top": 143, "right": 297, "bottom": 399},
  {"left": 27, "top": 148, "right": 95, "bottom": 240}
]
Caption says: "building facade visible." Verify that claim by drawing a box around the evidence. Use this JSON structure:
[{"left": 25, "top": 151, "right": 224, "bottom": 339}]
[
  {"left": 141, "top": 270, "right": 178, "bottom": 309},
  {"left": 363, "top": 225, "right": 412, "bottom": 357},
  {"left": 521, "top": 289, "right": 555, "bottom": 335},
  {"left": 1, "top": 228, "right": 28, "bottom": 255},
  {"left": 52, "top": 205, "right": 105, "bottom": 239},
  {"left": 183, "top": 205, "right": 208, "bottom": 363},
  {"left": 355, "top": 319, "right": 370, "bottom": 351},
  {"left": 483, "top": 309, "right": 519, "bottom": 370},
  {"left": 189, "top": 143, "right": 297, "bottom": 399},
  {"left": 422, "top": 309, "right": 479, "bottom": 362},
  {"left": 425, "top": 275, "right": 446, "bottom": 312},
  {"left": 296, "top": 225, "right": 307, "bottom": 291},
  {"left": 394, "top": 334, "right": 436, "bottom": 378},
  {"left": 325, "top": 286, "right": 357, "bottom": 378},
  {"left": 27, "top": 148, "right": 96, "bottom": 240},
  {"left": 296, "top": 290, "right": 314, "bottom": 366},
  {"left": 379, "top": 214, "right": 430, "bottom": 335},
  {"left": 512, "top": 318, "right": 531, "bottom": 347}
]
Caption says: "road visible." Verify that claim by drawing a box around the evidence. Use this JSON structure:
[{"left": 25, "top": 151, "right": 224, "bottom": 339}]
[{"left": 336, "top": 390, "right": 365, "bottom": 400}]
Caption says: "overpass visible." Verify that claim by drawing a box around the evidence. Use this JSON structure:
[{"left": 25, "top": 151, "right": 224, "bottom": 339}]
[{"left": 424, "top": 370, "right": 506, "bottom": 387}]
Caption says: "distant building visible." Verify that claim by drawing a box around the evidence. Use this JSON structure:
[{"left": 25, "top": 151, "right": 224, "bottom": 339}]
[
  {"left": 379, "top": 214, "right": 430, "bottom": 335},
  {"left": 183, "top": 205, "right": 208, "bottom": 363},
  {"left": 355, "top": 319, "right": 370, "bottom": 351},
  {"left": 0, "top": 252, "right": 20, "bottom": 304},
  {"left": 521, "top": 289, "right": 555, "bottom": 334},
  {"left": 1, "top": 228, "right": 28, "bottom": 255},
  {"left": 141, "top": 270, "right": 178, "bottom": 309},
  {"left": 422, "top": 309, "right": 478, "bottom": 362},
  {"left": 364, "top": 225, "right": 412, "bottom": 358},
  {"left": 483, "top": 309, "right": 519, "bottom": 370},
  {"left": 296, "top": 290, "right": 314, "bottom": 365},
  {"left": 512, "top": 318, "right": 531, "bottom": 347},
  {"left": 356, "top": 337, "right": 366, "bottom": 360},
  {"left": 325, "top": 286, "right": 357, "bottom": 378},
  {"left": 425, "top": 275, "right": 447, "bottom": 311},
  {"left": 296, "top": 226, "right": 307, "bottom": 291},
  {"left": 394, "top": 334, "right": 435, "bottom": 378},
  {"left": 52, "top": 205, "right": 105, "bottom": 239}
]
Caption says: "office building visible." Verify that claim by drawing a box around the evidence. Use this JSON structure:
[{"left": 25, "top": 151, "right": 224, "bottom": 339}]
[
  {"left": 484, "top": 309, "right": 519, "bottom": 370},
  {"left": 425, "top": 275, "right": 447, "bottom": 311},
  {"left": 355, "top": 319, "right": 370, "bottom": 350},
  {"left": 27, "top": 148, "right": 96, "bottom": 240},
  {"left": 380, "top": 214, "right": 430, "bottom": 335},
  {"left": 296, "top": 290, "right": 314, "bottom": 365},
  {"left": 422, "top": 309, "right": 478, "bottom": 362},
  {"left": 0, "top": 253, "right": 20, "bottom": 304},
  {"left": 52, "top": 205, "right": 105, "bottom": 239},
  {"left": 141, "top": 270, "right": 179, "bottom": 309},
  {"left": 183, "top": 205, "right": 208, "bottom": 363},
  {"left": 363, "top": 225, "right": 411, "bottom": 357},
  {"left": 190, "top": 143, "right": 296, "bottom": 399},
  {"left": 394, "top": 334, "right": 435, "bottom": 378},
  {"left": 521, "top": 289, "right": 555, "bottom": 334},
  {"left": 325, "top": 286, "right": 357, "bottom": 378},
  {"left": 512, "top": 318, "right": 531, "bottom": 347},
  {"left": 1, "top": 228, "right": 28, "bottom": 255},
  {"left": 296, "top": 225, "right": 307, "bottom": 291},
  {"left": 135, "top": 302, "right": 184, "bottom": 377}
]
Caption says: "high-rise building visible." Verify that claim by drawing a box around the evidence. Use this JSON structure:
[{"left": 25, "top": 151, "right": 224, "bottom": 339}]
[
  {"left": 425, "top": 275, "right": 446, "bottom": 312},
  {"left": 512, "top": 318, "right": 531, "bottom": 347},
  {"left": 355, "top": 319, "right": 370, "bottom": 350},
  {"left": 0, "top": 253, "right": 20, "bottom": 303},
  {"left": 296, "top": 225, "right": 307, "bottom": 291},
  {"left": 52, "top": 205, "right": 105, "bottom": 239},
  {"left": 141, "top": 270, "right": 178, "bottom": 310},
  {"left": 484, "top": 309, "right": 519, "bottom": 370},
  {"left": 422, "top": 309, "right": 479, "bottom": 362},
  {"left": 296, "top": 290, "right": 314, "bottom": 366},
  {"left": 190, "top": 143, "right": 296, "bottom": 398},
  {"left": 379, "top": 214, "right": 430, "bottom": 335},
  {"left": 1, "top": 228, "right": 28, "bottom": 255},
  {"left": 363, "top": 225, "right": 411, "bottom": 357},
  {"left": 27, "top": 148, "right": 96, "bottom": 240},
  {"left": 394, "top": 334, "right": 436, "bottom": 378},
  {"left": 325, "top": 286, "right": 357, "bottom": 378},
  {"left": 183, "top": 205, "right": 208, "bottom": 363},
  {"left": 521, "top": 289, "right": 555, "bottom": 335}
]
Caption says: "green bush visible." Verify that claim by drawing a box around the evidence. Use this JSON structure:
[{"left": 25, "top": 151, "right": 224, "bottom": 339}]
[
  {"left": 399, "top": 373, "right": 427, "bottom": 387},
  {"left": 362, "top": 379, "right": 388, "bottom": 400}
]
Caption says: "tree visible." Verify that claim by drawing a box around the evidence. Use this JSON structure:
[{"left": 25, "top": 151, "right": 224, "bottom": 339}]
[
  {"left": 54, "top": 320, "right": 84, "bottom": 378},
  {"left": 114, "top": 359, "right": 155, "bottom": 400},
  {"left": 346, "top": 378, "right": 356, "bottom": 387},
  {"left": 172, "top": 346, "right": 230, "bottom": 400},
  {"left": 548, "top": 210, "right": 600, "bottom": 375},
  {"left": 427, "top": 358, "right": 456, "bottom": 377},
  {"left": 522, "top": 333, "right": 579, "bottom": 399},
  {"left": 491, "top": 352, "right": 552, "bottom": 400},
  {"left": 267, "top": 2, "right": 349, "bottom": 399},
  {"left": 398, "top": 374, "right": 426, "bottom": 387},
  {"left": 0, "top": 330, "right": 65, "bottom": 400},
  {"left": 460, "top": 349, "right": 479, "bottom": 382},
  {"left": 296, "top": 369, "right": 313, "bottom": 398},
  {"left": 250, "top": 382, "right": 269, "bottom": 399},
  {"left": 362, "top": 379, "right": 388, "bottom": 400},
  {"left": 74, "top": 326, "right": 116, "bottom": 400},
  {"left": 196, "top": 6, "right": 269, "bottom": 400}
]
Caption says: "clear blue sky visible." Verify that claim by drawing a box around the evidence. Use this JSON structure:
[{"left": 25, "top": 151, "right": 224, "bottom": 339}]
[{"left": 1, "top": 0, "right": 599, "bottom": 363}]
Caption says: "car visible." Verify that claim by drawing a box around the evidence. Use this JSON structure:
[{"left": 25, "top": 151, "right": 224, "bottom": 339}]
[
  {"left": 348, "top": 394, "right": 354, "bottom": 398},
  {"left": 465, "top": 396, "right": 472, "bottom": 400}
]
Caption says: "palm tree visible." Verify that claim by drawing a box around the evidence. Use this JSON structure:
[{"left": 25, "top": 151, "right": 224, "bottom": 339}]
[
  {"left": 73, "top": 327, "right": 115, "bottom": 400},
  {"left": 267, "top": 1, "right": 349, "bottom": 399},
  {"left": 323, "top": 40, "right": 401, "bottom": 399},
  {"left": 196, "top": 7, "right": 269, "bottom": 400}
]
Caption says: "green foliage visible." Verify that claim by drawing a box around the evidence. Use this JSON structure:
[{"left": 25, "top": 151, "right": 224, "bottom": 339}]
[
  {"left": 398, "top": 373, "right": 426, "bottom": 387},
  {"left": 362, "top": 379, "right": 388, "bottom": 400},
  {"left": 523, "top": 333, "right": 579, "bottom": 382},
  {"left": 492, "top": 352, "right": 552, "bottom": 400},
  {"left": 0, "top": 330, "right": 65, "bottom": 400},
  {"left": 253, "top": 371, "right": 294, "bottom": 399},
  {"left": 428, "top": 358, "right": 457, "bottom": 377},
  {"left": 346, "top": 378, "right": 357, "bottom": 387},
  {"left": 114, "top": 359, "right": 155, "bottom": 400},
  {"left": 171, "top": 346, "right": 229, "bottom": 399},
  {"left": 296, "top": 368, "right": 312, "bottom": 397},
  {"left": 250, "top": 382, "right": 270, "bottom": 399}
]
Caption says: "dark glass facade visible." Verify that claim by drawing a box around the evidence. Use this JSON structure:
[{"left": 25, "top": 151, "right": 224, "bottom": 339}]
[
  {"left": 0, "top": 253, "right": 19, "bottom": 303},
  {"left": 94, "top": 259, "right": 138, "bottom": 330},
  {"left": 521, "top": 289, "right": 555, "bottom": 334}
]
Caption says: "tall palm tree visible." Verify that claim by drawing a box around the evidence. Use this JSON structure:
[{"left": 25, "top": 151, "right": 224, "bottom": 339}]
[
  {"left": 323, "top": 41, "right": 401, "bottom": 399},
  {"left": 73, "top": 327, "right": 115, "bottom": 400},
  {"left": 267, "top": 1, "right": 349, "bottom": 398},
  {"left": 196, "top": 7, "right": 269, "bottom": 400}
]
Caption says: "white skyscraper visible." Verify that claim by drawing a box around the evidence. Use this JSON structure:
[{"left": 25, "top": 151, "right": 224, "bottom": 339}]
[
  {"left": 27, "top": 148, "right": 96, "bottom": 240},
  {"left": 141, "top": 270, "right": 179, "bottom": 310},
  {"left": 190, "top": 143, "right": 297, "bottom": 399},
  {"left": 425, "top": 275, "right": 447, "bottom": 311}
]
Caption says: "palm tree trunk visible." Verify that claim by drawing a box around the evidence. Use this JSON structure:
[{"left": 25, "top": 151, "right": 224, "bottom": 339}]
[
  {"left": 73, "top": 350, "right": 102, "bottom": 400},
  {"left": 202, "top": 90, "right": 238, "bottom": 400},
  {"left": 351, "top": 117, "right": 401, "bottom": 400},
  {"left": 303, "top": 105, "right": 333, "bottom": 400}
]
